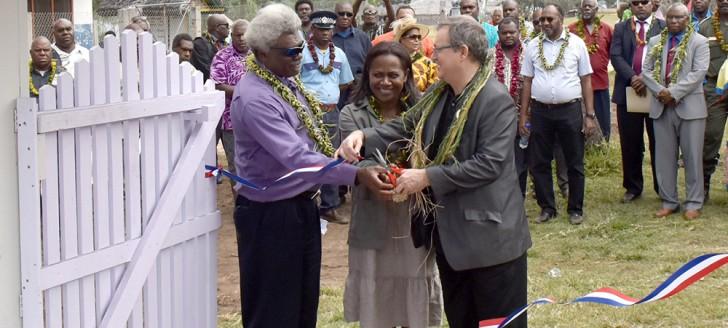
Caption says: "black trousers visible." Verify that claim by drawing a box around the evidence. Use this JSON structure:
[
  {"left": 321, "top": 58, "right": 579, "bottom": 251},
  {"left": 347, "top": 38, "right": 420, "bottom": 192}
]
[
  {"left": 234, "top": 194, "right": 321, "bottom": 328},
  {"left": 616, "top": 104, "right": 659, "bottom": 195},
  {"left": 515, "top": 134, "right": 529, "bottom": 197},
  {"left": 529, "top": 100, "right": 585, "bottom": 215},
  {"left": 435, "top": 231, "right": 527, "bottom": 328}
]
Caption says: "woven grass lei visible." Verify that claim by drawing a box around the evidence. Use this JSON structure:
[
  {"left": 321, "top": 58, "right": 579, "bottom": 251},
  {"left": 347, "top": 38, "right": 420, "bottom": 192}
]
[
  {"left": 29, "top": 60, "right": 56, "bottom": 96},
  {"left": 649, "top": 24, "right": 694, "bottom": 86},
  {"left": 246, "top": 55, "right": 336, "bottom": 156}
]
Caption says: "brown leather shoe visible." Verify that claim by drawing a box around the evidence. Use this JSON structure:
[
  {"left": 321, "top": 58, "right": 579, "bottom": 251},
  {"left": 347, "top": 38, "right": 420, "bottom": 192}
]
[
  {"left": 683, "top": 210, "right": 701, "bottom": 220},
  {"left": 655, "top": 207, "right": 677, "bottom": 218}
]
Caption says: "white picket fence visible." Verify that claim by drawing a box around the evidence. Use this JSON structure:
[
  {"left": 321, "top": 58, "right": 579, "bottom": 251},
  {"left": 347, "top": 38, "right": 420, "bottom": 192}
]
[{"left": 16, "top": 30, "right": 224, "bottom": 328}]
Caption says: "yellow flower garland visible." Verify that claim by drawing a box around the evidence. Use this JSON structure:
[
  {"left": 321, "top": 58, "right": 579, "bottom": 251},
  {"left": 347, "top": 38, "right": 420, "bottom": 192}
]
[
  {"left": 575, "top": 16, "right": 602, "bottom": 54},
  {"left": 29, "top": 60, "right": 56, "bottom": 97},
  {"left": 246, "top": 55, "right": 336, "bottom": 156},
  {"left": 711, "top": 14, "right": 728, "bottom": 52},
  {"left": 519, "top": 16, "right": 529, "bottom": 40},
  {"left": 537, "top": 31, "right": 570, "bottom": 71},
  {"left": 649, "top": 24, "right": 694, "bottom": 86}
]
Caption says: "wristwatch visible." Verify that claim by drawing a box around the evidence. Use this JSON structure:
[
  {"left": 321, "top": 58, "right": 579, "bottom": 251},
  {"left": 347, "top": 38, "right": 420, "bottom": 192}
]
[{"left": 585, "top": 112, "right": 596, "bottom": 119}]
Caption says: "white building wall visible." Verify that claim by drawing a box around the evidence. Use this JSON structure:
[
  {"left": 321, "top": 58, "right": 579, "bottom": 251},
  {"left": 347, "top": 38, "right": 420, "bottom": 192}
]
[{"left": 0, "top": 0, "right": 26, "bottom": 327}]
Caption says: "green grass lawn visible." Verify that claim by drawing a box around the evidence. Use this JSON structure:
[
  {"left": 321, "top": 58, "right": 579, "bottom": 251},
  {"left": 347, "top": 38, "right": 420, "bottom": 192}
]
[{"left": 218, "top": 139, "right": 728, "bottom": 327}]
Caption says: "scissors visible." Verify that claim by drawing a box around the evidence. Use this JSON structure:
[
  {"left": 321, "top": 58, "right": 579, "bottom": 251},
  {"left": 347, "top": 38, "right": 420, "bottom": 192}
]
[{"left": 373, "top": 149, "right": 403, "bottom": 187}]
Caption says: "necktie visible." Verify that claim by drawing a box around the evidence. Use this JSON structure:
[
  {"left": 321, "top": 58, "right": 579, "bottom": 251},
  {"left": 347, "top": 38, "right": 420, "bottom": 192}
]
[
  {"left": 665, "top": 35, "right": 679, "bottom": 85},
  {"left": 633, "top": 20, "right": 647, "bottom": 75}
]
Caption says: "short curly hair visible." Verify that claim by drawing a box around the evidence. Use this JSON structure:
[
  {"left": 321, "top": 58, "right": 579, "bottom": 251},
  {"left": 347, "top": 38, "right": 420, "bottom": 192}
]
[{"left": 245, "top": 4, "right": 302, "bottom": 53}]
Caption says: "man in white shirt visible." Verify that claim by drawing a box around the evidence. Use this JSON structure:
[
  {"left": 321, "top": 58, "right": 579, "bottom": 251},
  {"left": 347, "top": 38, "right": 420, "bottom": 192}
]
[
  {"left": 520, "top": 4, "right": 597, "bottom": 225},
  {"left": 51, "top": 18, "right": 89, "bottom": 78}
]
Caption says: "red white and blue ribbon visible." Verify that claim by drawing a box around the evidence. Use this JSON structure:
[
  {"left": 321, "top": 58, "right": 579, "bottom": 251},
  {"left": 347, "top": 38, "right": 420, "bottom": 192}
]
[
  {"left": 204, "top": 158, "right": 344, "bottom": 190},
  {"left": 480, "top": 253, "right": 728, "bottom": 328}
]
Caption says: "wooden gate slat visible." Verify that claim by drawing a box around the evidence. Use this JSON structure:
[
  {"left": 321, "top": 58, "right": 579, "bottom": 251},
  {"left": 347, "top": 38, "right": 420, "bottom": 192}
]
[
  {"left": 91, "top": 42, "right": 113, "bottom": 324},
  {"left": 38, "top": 85, "right": 63, "bottom": 328},
  {"left": 57, "top": 72, "right": 83, "bottom": 328},
  {"left": 72, "top": 59, "right": 96, "bottom": 328}
]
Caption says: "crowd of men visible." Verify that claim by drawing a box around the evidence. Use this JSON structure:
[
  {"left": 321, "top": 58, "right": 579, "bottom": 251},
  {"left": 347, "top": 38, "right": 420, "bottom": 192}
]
[{"left": 27, "top": 0, "right": 727, "bottom": 327}]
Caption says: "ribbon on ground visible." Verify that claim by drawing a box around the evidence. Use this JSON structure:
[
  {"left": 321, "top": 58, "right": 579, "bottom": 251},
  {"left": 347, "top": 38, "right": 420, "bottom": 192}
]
[
  {"left": 204, "top": 158, "right": 344, "bottom": 190},
  {"left": 480, "top": 253, "right": 728, "bottom": 328}
]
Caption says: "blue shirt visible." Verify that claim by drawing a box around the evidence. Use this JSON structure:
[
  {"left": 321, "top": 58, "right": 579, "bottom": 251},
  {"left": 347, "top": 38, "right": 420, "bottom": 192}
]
[
  {"left": 692, "top": 9, "right": 712, "bottom": 32},
  {"left": 300, "top": 44, "right": 355, "bottom": 104},
  {"left": 333, "top": 27, "right": 371, "bottom": 77},
  {"left": 482, "top": 22, "right": 500, "bottom": 49}
]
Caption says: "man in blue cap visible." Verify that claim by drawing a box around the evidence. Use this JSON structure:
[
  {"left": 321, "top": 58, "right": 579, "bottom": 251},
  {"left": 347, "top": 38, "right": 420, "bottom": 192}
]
[{"left": 301, "top": 10, "right": 355, "bottom": 224}]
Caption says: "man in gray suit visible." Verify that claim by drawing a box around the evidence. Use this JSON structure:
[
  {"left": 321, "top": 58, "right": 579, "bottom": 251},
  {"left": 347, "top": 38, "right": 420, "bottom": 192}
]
[
  {"left": 337, "top": 15, "right": 532, "bottom": 328},
  {"left": 642, "top": 3, "right": 709, "bottom": 220}
]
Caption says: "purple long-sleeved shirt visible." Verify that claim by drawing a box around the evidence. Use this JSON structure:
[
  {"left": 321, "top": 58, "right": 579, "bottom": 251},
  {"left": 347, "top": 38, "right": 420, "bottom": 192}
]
[{"left": 230, "top": 68, "right": 358, "bottom": 202}]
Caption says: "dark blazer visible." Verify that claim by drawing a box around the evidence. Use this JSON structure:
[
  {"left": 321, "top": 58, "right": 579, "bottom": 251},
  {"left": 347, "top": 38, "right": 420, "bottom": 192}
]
[
  {"left": 190, "top": 36, "right": 218, "bottom": 81},
  {"left": 362, "top": 78, "right": 532, "bottom": 271},
  {"left": 610, "top": 17, "right": 666, "bottom": 105}
]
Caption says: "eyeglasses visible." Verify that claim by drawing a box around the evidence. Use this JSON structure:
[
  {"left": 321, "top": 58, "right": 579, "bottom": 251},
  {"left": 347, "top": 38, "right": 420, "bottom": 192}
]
[
  {"left": 271, "top": 42, "right": 305, "bottom": 57},
  {"left": 216, "top": 23, "right": 230, "bottom": 29},
  {"left": 338, "top": 12, "right": 354, "bottom": 17},
  {"left": 533, "top": 20, "right": 540, "bottom": 26},
  {"left": 433, "top": 45, "right": 458, "bottom": 53},
  {"left": 631, "top": 0, "right": 650, "bottom": 5},
  {"left": 403, "top": 34, "right": 422, "bottom": 41},
  {"left": 539, "top": 16, "right": 556, "bottom": 23}
]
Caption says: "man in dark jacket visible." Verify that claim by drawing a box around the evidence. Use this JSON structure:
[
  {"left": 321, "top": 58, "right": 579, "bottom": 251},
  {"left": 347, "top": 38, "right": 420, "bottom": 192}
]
[{"left": 191, "top": 14, "right": 229, "bottom": 81}]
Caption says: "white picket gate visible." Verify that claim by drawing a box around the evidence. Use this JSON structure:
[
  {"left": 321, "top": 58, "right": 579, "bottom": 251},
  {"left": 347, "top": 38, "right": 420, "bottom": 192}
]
[{"left": 16, "top": 30, "right": 224, "bottom": 328}]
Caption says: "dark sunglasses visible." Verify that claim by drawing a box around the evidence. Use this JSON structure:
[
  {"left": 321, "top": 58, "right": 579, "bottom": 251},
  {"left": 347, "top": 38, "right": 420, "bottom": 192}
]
[
  {"left": 271, "top": 42, "right": 305, "bottom": 57},
  {"left": 216, "top": 23, "right": 230, "bottom": 29},
  {"left": 338, "top": 12, "right": 354, "bottom": 17},
  {"left": 631, "top": 0, "right": 650, "bottom": 5},
  {"left": 539, "top": 16, "right": 556, "bottom": 23},
  {"left": 404, "top": 34, "right": 422, "bottom": 41}
]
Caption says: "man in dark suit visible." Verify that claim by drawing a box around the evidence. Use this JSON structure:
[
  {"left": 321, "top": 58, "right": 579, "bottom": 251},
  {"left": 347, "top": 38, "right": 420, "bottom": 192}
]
[
  {"left": 610, "top": 0, "right": 666, "bottom": 203},
  {"left": 337, "top": 16, "right": 532, "bottom": 328},
  {"left": 191, "top": 14, "right": 229, "bottom": 81}
]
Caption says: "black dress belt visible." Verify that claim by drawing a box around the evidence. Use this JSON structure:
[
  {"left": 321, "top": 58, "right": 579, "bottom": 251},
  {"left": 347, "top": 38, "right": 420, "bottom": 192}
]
[
  {"left": 532, "top": 98, "right": 581, "bottom": 109},
  {"left": 294, "top": 189, "right": 321, "bottom": 200}
]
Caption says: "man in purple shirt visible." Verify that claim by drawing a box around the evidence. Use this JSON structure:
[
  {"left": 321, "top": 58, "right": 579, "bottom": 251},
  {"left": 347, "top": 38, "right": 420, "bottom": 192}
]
[
  {"left": 211, "top": 19, "right": 251, "bottom": 183},
  {"left": 231, "top": 4, "right": 390, "bottom": 327}
]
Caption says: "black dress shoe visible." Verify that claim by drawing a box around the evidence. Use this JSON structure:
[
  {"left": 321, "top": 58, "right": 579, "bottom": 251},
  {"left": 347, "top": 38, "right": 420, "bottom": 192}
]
[
  {"left": 568, "top": 213, "right": 584, "bottom": 225},
  {"left": 535, "top": 211, "right": 555, "bottom": 223},
  {"left": 622, "top": 192, "right": 640, "bottom": 203}
]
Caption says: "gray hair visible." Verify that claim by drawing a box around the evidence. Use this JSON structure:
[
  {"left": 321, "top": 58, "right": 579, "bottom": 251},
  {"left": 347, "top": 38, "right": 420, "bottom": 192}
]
[
  {"left": 232, "top": 19, "right": 249, "bottom": 31},
  {"left": 245, "top": 4, "right": 302, "bottom": 53},
  {"left": 437, "top": 16, "right": 489, "bottom": 63}
]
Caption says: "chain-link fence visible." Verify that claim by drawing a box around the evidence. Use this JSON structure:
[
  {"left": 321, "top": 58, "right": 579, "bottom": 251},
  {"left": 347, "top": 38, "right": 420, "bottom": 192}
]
[
  {"left": 94, "top": 3, "right": 196, "bottom": 50},
  {"left": 30, "top": 11, "right": 74, "bottom": 42}
]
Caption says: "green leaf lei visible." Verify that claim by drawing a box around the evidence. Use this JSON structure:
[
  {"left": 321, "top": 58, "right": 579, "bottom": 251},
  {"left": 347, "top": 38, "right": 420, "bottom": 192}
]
[
  {"left": 246, "top": 55, "right": 336, "bottom": 156},
  {"left": 649, "top": 24, "right": 694, "bottom": 86},
  {"left": 407, "top": 56, "right": 495, "bottom": 168},
  {"left": 537, "top": 30, "right": 570, "bottom": 71}
]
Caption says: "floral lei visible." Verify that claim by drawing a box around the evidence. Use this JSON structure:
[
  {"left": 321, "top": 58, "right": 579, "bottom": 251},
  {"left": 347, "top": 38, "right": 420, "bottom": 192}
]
[
  {"left": 519, "top": 16, "right": 529, "bottom": 40},
  {"left": 711, "top": 14, "right": 728, "bottom": 52},
  {"left": 649, "top": 24, "right": 694, "bottom": 86},
  {"left": 631, "top": 15, "right": 654, "bottom": 46},
  {"left": 307, "top": 37, "right": 336, "bottom": 74},
  {"left": 576, "top": 16, "right": 601, "bottom": 54},
  {"left": 29, "top": 60, "right": 57, "bottom": 96},
  {"left": 246, "top": 55, "right": 336, "bottom": 156},
  {"left": 495, "top": 42, "right": 521, "bottom": 100},
  {"left": 537, "top": 30, "right": 570, "bottom": 71}
]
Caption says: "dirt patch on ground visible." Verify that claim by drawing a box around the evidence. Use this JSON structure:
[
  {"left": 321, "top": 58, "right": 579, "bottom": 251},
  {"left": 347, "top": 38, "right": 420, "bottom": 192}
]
[{"left": 215, "top": 158, "right": 352, "bottom": 314}]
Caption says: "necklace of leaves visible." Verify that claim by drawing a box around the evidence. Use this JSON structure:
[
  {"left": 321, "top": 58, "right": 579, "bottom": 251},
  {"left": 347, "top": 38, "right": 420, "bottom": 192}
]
[
  {"left": 368, "top": 96, "right": 408, "bottom": 123},
  {"left": 631, "top": 16, "right": 654, "bottom": 46},
  {"left": 307, "top": 36, "right": 336, "bottom": 74},
  {"left": 537, "top": 30, "right": 570, "bottom": 71},
  {"left": 519, "top": 16, "right": 529, "bottom": 40},
  {"left": 246, "top": 55, "right": 335, "bottom": 156},
  {"left": 495, "top": 42, "right": 521, "bottom": 101},
  {"left": 649, "top": 24, "right": 694, "bottom": 86},
  {"left": 29, "top": 60, "right": 57, "bottom": 96},
  {"left": 576, "top": 16, "right": 602, "bottom": 54},
  {"left": 711, "top": 14, "right": 728, "bottom": 52}
]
